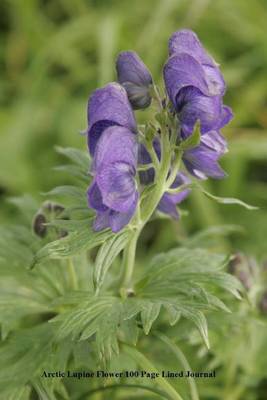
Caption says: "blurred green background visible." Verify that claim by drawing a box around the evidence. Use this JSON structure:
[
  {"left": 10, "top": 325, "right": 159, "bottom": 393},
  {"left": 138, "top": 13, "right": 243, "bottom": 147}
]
[{"left": 0, "top": 0, "right": 267, "bottom": 258}]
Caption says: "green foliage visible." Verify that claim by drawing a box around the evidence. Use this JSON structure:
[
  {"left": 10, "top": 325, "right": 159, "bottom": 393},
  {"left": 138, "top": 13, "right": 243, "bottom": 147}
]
[{"left": 94, "top": 230, "right": 130, "bottom": 292}]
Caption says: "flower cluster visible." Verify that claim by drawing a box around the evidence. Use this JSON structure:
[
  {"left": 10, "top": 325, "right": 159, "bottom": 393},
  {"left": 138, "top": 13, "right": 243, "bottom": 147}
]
[
  {"left": 86, "top": 29, "right": 232, "bottom": 232},
  {"left": 164, "top": 30, "right": 232, "bottom": 179}
]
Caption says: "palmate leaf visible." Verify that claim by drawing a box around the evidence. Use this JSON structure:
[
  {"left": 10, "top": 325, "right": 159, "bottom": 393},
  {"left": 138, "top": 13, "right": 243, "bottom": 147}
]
[
  {"left": 94, "top": 229, "right": 130, "bottom": 292},
  {"left": 51, "top": 295, "right": 123, "bottom": 365},
  {"left": 32, "top": 218, "right": 114, "bottom": 265},
  {"left": 141, "top": 302, "right": 161, "bottom": 335},
  {"left": 0, "top": 323, "right": 78, "bottom": 397},
  {"left": 135, "top": 247, "right": 243, "bottom": 347},
  {"left": 0, "top": 324, "right": 55, "bottom": 389},
  {"left": 49, "top": 247, "right": 242, "bottom": 361}
]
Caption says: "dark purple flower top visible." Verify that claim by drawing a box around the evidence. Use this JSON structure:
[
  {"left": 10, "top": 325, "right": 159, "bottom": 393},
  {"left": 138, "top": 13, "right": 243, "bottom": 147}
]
[{"left": 116, "top": 51, "right": 152, "bottom": 110}]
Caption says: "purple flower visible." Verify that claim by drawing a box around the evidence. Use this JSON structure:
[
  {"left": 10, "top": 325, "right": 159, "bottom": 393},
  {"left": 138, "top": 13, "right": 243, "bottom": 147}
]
[
  {"left": 87, "top": 83, "right": 137, "bottom": 155},
  {"left": 157, "top": 172, "right": 191, "bottom": 219},
  {"left": 88, "top": 126, "right": 138, "bottom": 233},
  {"left": 163, "top": 29, "right": 233, "bottom": 179},
  {"left": 116, "top": 51, "right": 152, "bottom": 110},
  {"left": 182, "top": 130, "right": 228, "bottom": 180},
  {"left": 138, "top": 141, "right": 191, "bottom": 217}
]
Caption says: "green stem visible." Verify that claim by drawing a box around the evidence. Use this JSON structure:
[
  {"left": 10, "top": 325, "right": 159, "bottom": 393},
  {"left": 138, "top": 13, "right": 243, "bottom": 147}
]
[
  {"left": 123, "top": 345, "right": 185, "bottom": 400},
  {"left": 141, "top": 130, "right": 172, "bottom": 223},
  {"left": 147, "top": 142, "right": 160, "bottom": 169},
  {"left": 120, "top": 229, "right": 140, "bottom": 294},
  {"left": 165, "top": 150, "right": 182, "bottom": 188},
  {"left": 121, "top": 125, "right": 173, "bottom": 295},
  {"left": 154, "top": 332, "right": 199, "bottom": 400},
  {"left": 67, "top": 258, "right": 78, "bottom": 290}
]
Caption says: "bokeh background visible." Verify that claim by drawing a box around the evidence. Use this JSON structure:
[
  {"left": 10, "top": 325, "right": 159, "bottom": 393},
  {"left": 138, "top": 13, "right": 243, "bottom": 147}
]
[{"left": 1, "top": 2, "right": 267, "bottom": 399}]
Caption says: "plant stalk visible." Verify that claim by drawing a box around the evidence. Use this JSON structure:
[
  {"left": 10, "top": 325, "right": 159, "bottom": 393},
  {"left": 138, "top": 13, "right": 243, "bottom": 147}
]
[
  {"left": 154, "top": 332, "right": 199, "bottom": 400},
  {"left": 67, "top": 257, "right": 78, "bottom": 290},
  {"left": 120, "top": 229, "right": 140, "bottom": 295},
  {"left": 123, "top": 344, "right": 185, "bottom": 400}
]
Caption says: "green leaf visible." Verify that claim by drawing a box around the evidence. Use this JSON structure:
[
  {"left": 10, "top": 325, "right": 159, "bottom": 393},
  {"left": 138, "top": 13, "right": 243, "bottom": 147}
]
[
  {"left": 135, "top": 247, "right": 242, "bottom": 346},
  {"left": 119, "top": 319, "right": 139, "bottom": 346},
  {"left": 94, "top": 230, "right": 129, "bottom": 292},
  {"left": 198, "top": 186, "right": 258, "bottom": 210},
  {"left": 55, "top": 146, "right": 90, "bottom": 171},
  {"left": 53, "top": 164, "right": 89, "bottom": 182},
  {"left": 181, "top": 308, "right": 210, "bottom": 349},
  {"left": 32, "top": 221, "right": 113, "bottom": 265},
  {"left": 0, "top": 324, "right": 55, "bottom": 390},
  {"left": 141, "top": 302, "right": 161, "bottom": 334},
  {"left": 180, "top": 224, "right": 245, "bottom": 248},
  {"left": 7, "top": 195, "right": 39, "bottom": 224},
  {"left": 44, "top": 186, "right": 87, "bottom": 205},
  {"left": 164, "top": 304, "right": 181, "bottom": 326},
  {"left": 178, "top": 120, "right": 201, "bottom": 151}
]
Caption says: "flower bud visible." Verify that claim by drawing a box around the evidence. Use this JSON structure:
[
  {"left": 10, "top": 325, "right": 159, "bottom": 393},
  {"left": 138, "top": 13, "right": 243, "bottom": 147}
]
[
  {"left": 33, "top": 213, "right": 47, "bottom": 238},
  {"left": 43, "top": 201, "right": 65, "bottom": 215},
  {"left": 228, "top": 252, "right": 255, "bottom": 290},
  {"left": 116, "top": 51, "right": 152, "bottom": 110}
]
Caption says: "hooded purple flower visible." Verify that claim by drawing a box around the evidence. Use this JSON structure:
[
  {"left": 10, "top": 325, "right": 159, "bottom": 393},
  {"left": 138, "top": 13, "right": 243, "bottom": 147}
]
[
  {"left": 163, "top": 29, "right": 233, "bottom": 179},
  {"left": 157, "top": 172, "right": 191, "bottom": 219},
  {"left": 116, "top": 51, "right": 153, "bottom": 110},
  {"left": 87, "top": 82, "right": 137, "bottom": 155},
  {"left": 88, "top": 126, "right": 138, "bottom": 233},
  {"left": 138, "top": 141, "right": 191, "bottom": 218}
]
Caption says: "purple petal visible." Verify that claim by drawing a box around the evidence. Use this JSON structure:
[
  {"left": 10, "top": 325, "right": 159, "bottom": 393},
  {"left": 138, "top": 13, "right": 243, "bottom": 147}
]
[
  {"left": 87, "top": 83, "right": 137, "bottom": 155},
  {"left": 157, "top": 172, "right": 191, "bottom": 218},
  {"left": 183, "top": 144, "right": 226, "bottom": 180},
  {"left": 201, "top": 130, "right": 228, "bottom": 154},
  {"left": 87, "top": 120, "right": 118, "bottom": 156},
  {"left": 168, "top": 29, "right": 215, "bottom": 66},
  {"left": 109, "top": 193, "right": 138, "bottom": 232},
  {"left": 202, "top": 64, "right": 225, "bottom": 96},
  {"left": 163, "top": 53, "right": 210, "bottom": 108},
  {"left": 93, "top": 210, "right": 110, "bottom": 231},
  {"left": 177, "top": 87, "right": 222, "bottom": 134},
  {"left": 96, "top": 162, "right": 137, "bottom": 213},
  {"left": 217, "top": 105, "right": 233, "bottom": 129},
  {"left": 157, "top": 197, "right": 180, "bottom": 219},
  {"left": 116, "top": 51, "right": 152, "bottom": 87},
  {"left": 87, "top": 181, "right": 108, "bottom": 212},
  {"left": 94, "top": 126, "right": 137, "bottom": 170}
]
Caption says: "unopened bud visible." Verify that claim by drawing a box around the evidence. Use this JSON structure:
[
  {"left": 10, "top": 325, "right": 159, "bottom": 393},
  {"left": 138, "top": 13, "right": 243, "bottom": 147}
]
[
  {"left": 116, "top": 51, "right": 152, "bottom": 110},
  {"left": 228, "top": 252, "right": 254, "bottom": 290},
  {"left": 33, "top": 213, "right": 47, "bottom": 238}
]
